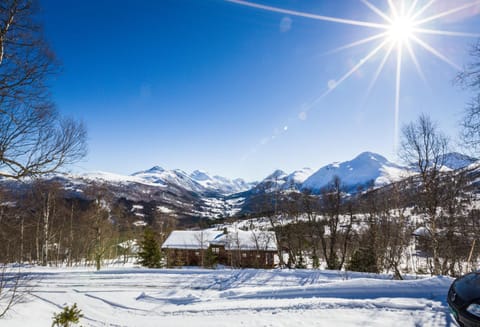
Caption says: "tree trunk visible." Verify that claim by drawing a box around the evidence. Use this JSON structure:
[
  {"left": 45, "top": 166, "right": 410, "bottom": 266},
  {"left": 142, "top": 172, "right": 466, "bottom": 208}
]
[{"left": 42, "top": 193, "right": 50, "bottom": 266}]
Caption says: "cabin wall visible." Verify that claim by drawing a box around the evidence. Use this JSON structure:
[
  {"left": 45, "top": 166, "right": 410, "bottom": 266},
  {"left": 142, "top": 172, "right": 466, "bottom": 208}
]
[{"left": 164, "top": 246, "right": 276, "bottom": 268}]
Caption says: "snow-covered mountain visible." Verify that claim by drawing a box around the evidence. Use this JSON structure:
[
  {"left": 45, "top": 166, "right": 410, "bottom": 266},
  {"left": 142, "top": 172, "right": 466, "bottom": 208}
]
[
  {"left": 252, "top": 152, "right": 410, "bottom": 194},
  {"left": 189, "top": 170, "right": 254, "bottom": 195},
  {"left": 302, "top": 152, "right": 409, "bottom": 193},
  {"left": 440, "top": 152, "right": 478, "bottom": 170},
  {"left": 254, "top": 168, "right": 314, "bottom": 192},
  {"left": 132, "top": 167, "right": 206, "bottom": 194},
  {"left": 44, "top": 151, "right": 479, "bottom": 205},
  {"left": 131, "top": 167, "right": 253, "bottom": 196},
  {"left": 3, "top": 151, "right": 477, "bottom": 223},
  {"left": 250, "top": 152, "right": 412, "bottom": 195},
  {"left": 254, "top": 169, "right": 287, "bottom": 192},
  {"left": 285, "top": 168, "right": 314, "bottom": 188}
]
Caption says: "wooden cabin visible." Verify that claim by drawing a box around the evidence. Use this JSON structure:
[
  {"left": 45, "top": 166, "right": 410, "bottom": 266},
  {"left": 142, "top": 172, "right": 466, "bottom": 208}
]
[{"left": 162, "top": 228, "right": 277, "bottom": 268}]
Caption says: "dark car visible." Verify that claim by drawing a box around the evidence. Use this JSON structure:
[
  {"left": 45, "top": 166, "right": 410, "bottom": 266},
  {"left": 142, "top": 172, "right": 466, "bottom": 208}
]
[{"left": 448, "top": 272, "right": 480, "bottom": 327}]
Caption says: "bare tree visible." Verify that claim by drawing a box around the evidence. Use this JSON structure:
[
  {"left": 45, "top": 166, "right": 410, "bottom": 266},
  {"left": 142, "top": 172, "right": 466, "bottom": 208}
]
[
  {"left": 399, "top": 114, "right": 448, "bottom": 275},
  {"left": 194, "top": 231, "right": 208, "bottom": 267},
  {"left": 0, "top": 265, "right": 30, "bottom": 318},
  {"left": 458, "top": 41, "right": 480, "bottom": 153},
  {"left": 82, "top": 186, "right": 115, "bottom": 271},
  {"left": 0, "top": 0, "right": 88, "bottom": 317},
  {"left": 250, "top": 230, "right": 275, "bottom": 268},
  {"left": 319, "top": 176, "right": 352, "bottom": 270},
  {"left": 0, "top": 0, "right": 86, "bottom": 179}
]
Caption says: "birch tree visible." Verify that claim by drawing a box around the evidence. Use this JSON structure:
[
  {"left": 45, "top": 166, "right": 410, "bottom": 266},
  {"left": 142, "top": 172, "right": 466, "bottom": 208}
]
[
  {"left": 0, "top": 0, "right": 86, "bottom": 179},
  {"left": 458, "top": 41, "right": 480, "bottom": 153},
  {"left": 400, "top": 114, "right": 448, "bottom": 275}
]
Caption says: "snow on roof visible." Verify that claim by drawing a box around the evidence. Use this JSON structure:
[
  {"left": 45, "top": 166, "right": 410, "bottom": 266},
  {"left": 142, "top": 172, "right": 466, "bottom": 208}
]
[
  {"left": 212, "top": 229, "right": 277, "bottom": 251},
  {"left": 157, "top": 206, "right": 174, "bottom": 214},
  {"left": 162, "top": 230, "right": 224, "bottom": 250},
  {"left": 0, "top": 201, "right": 16, "bottom": 207},
  {"left": 162, "top": 229, "right": 277, "bottom": 251},
  {"left": 412, "top": 226, "right": 430, "bottom": 237}
]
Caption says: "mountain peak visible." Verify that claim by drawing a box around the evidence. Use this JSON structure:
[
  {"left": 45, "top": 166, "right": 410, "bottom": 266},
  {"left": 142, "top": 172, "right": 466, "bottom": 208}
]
[
  {"left": 440, "top": 152, "right": 478, "bottom": 170},
  {"left": 302, "top": 151, "right": 406, "bottom": 193},
  {"left": 133, "top": 165, "right": 165, "bottom": 175},
  {"left": 190, "top": 170, "right": 211, "bottom": 181},
  {"left": 264, "top": 169, "right": 287, "bottom": 181},
  {"left": 353, "top": 151, "right": 388, "bottom": 163}
]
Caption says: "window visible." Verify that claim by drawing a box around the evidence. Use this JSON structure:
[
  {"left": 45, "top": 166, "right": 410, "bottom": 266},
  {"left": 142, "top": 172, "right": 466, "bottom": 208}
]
[
  {"left": 212, "top": 247, "right": 219, "bottom": 254},
  {"left": 242, "top": 252, "right": 247, "bottom": 258}
]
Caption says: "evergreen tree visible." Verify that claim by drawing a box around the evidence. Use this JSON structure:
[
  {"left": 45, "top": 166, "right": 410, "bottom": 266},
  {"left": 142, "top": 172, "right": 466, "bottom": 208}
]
[
  {"left": 346, "top": 247, "right": 378, "bottom": 273},
  {"left": 203, "top": 247, "right": 217, "bottom": 268},
  {"left": 51, "top": 303, "right": 83, "bottom": 327},
  {"left": 137, "top": 228, "right": 162, "bottom": 268}
]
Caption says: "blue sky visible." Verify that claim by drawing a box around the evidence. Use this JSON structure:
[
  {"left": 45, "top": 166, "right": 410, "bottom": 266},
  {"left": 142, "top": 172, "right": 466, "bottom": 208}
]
[{"left": 40, "top": 0, "right": 480, "bottom": 181}]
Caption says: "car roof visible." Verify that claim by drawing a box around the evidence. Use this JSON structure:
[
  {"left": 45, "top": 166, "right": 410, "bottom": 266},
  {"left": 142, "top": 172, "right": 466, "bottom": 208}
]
[{"left": 454, "top": 272, "right": 480, "bottom": 302}]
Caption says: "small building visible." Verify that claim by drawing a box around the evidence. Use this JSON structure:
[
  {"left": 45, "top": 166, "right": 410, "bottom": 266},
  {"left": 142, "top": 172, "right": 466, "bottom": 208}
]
[{"left": 161, "top": 228, "right": 277, "bottom": 268}]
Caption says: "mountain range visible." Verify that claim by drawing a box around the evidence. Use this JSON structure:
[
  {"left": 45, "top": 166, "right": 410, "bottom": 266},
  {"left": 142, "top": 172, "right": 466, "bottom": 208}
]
[
  {"left": 1, "top": 151, "right": 477, "bottom": 223},
  {"left": 130, "top": 166, "right": 254, "bottom": 196},
  {"left": 252, "top": 151, "right": 477, "bottom": 194}
]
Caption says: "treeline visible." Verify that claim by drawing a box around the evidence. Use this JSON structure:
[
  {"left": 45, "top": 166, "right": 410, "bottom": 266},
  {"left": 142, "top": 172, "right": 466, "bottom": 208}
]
[
  {"left": 0, "top": 181, "right": 175, "bottom": 269},
  {"left": 0, "top": 162, "right": 478, "bottom": 277},
  {"left": 249, "top": 162, "right": 479, "bottom": 277}
]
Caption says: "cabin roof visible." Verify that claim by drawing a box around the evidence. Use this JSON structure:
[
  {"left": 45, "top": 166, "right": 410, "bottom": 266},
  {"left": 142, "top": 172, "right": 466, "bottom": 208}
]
[{"left": 162, "top": 228, "right": 277, "bottom": 251}]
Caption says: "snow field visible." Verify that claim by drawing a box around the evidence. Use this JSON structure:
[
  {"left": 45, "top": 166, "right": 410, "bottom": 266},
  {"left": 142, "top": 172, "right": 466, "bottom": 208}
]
[{"left": 3, "top": 268, "right": 455, "bottom": 326}]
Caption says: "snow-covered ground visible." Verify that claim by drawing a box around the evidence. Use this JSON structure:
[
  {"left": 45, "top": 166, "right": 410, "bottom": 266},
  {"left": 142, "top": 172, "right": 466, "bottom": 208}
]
[{"left": 3, "top": 267, "right": 456, "bottom": 326}]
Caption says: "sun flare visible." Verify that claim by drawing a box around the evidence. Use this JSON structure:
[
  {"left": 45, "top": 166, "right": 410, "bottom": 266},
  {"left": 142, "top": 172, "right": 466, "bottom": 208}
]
[
  {"left": 389, "top": 16, "right": 414, "bottom": 43},
  {"left": 227, "top": 0, "right": 480, "bottom": 149}
]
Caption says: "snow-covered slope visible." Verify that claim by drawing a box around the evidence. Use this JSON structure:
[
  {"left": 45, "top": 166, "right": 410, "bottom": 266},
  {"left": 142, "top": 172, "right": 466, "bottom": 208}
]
[
  {"left": 255, "top": 169, "right": 288, "bottom": 191},
  {"left": 131, "top": 167, "right": 252, "bottom": 196},
  {"left": 254, "top": 168, "right": 314, "bottom": 192},
  {"left": 79, "top": 170, "right": 165, "bottom": 187},
  {"left": 190, "top": 170, "right": 254, "bottom": 195},
  {"left": 132, "top": 167, "right": 206, "bottom": 194},
  {"left": 440, "top": 152, "right": 478, "bottom": 170},
  {"left": 250, "top": 151, "right": 477, "bottom": 196},
  {"left": 249, "top": 152, "right": 411, "bottom": 195},
  {"left": 5, "top": 267, "right": 453, "bottom": 327},
  {"left": 302, "top": 152, "right": 409, "bottom": 193},
  {"left": 2, "top": 150, "right": 478, "bottom": 221},
  {"left": 285, "top": 168, "right": 314, "bottom": 189}
]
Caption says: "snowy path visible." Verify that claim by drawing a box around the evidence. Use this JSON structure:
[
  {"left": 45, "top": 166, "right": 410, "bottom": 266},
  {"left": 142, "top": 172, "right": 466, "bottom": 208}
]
[{"left": 3, "top": 268, "right": 455, "bottom": 326}]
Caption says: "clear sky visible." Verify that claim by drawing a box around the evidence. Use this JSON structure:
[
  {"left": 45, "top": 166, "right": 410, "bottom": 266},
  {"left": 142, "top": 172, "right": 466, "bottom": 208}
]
[{"left": 40, "top": 0, "right": 480, "bottom": 181}]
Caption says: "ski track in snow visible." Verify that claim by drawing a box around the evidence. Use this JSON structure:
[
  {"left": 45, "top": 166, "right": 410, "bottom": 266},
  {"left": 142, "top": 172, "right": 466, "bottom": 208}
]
[{"left": 2, "top": 267, "right": 456, "bottom": 326}]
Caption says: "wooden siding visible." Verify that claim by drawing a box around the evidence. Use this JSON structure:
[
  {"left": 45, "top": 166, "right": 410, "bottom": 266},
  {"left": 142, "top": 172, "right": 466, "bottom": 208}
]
[{"left": 164, "top": 245, "right": 276, "bottom": 269}]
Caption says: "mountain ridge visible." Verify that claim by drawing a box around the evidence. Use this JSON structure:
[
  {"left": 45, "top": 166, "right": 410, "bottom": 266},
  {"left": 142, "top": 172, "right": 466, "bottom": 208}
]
[
  {"left": 81, "top": 151, "right": 478, "bottom": 196},
  {"left": 1, "top": 151, "right": 476, "bottom": 223}
]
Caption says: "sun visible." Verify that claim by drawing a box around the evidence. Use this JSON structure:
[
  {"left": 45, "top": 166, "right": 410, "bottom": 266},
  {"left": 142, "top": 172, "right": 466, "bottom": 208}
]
[{"left": 388, "top": 16, "right": 414, "bottom": 43}]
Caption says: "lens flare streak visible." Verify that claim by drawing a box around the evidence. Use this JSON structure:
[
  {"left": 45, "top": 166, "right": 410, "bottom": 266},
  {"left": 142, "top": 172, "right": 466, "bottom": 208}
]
[
  {"left": 394, "top": 45, "right": 403, "bottom": 151},
  {"left": 410, "top": 34, "right": 462, "bottom": 70},
  {"left": 326, "top": 32, "right": 388, "bottom": 55},
  {"left": 367, "top": 42, "right": 396, "bottom": 98},
  {"left": 404, "top": 40, "right": 426, "bottom": 83},
  {"left": 227, "top": 0, "right": 479, "bottom": 152},
  {"left": 414, "top": 28, "right": 480, "bottom": 38},
  {"left": 410, "top": 0, "right": 436, "bottom": 20},
  {"left": 414, "top": 1, "right": 480, "bottom": 25},
  {"left": 226, "top": 0, "right": 389, "bottom": 29},
  {"left": 362, "top": 0, "right": 393, "bottom": 23}
]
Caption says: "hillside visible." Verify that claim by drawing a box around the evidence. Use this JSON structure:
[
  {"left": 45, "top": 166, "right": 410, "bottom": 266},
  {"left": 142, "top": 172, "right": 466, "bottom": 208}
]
[{"left": 0, "top": 151, "right": 477, "bottom": 225}]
